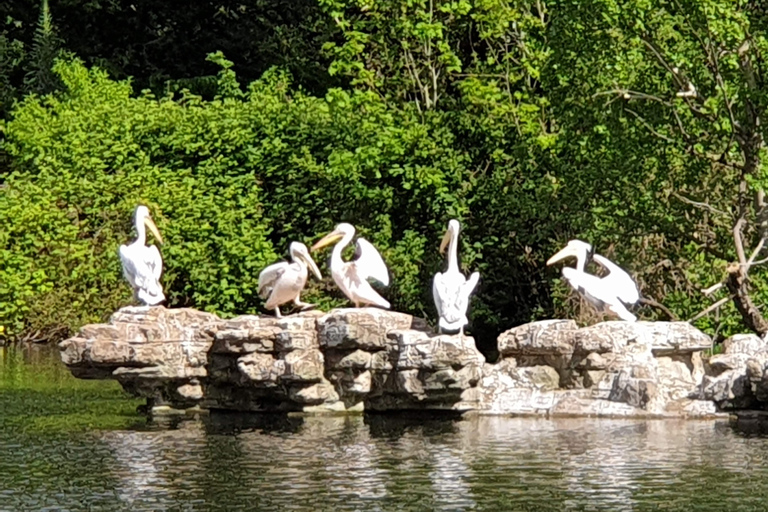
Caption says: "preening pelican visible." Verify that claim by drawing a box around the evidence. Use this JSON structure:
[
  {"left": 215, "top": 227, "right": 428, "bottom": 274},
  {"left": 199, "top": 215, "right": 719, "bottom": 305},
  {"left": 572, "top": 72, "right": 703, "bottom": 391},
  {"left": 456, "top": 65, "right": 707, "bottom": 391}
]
[
  {"left": 119, "top": 205, "right": 165, "bottom": 306},
  {"left": 258, "top": 242, "right": 322, "bottom": 317},
  {"left": 432, "top": 219, "right": 479, "bottom": 334},
  {"left": 311, "top": 223, "right": 390, "bottom": 309},
  {"left": 547, "top": 239, "right": 639, "bottom": 322}
]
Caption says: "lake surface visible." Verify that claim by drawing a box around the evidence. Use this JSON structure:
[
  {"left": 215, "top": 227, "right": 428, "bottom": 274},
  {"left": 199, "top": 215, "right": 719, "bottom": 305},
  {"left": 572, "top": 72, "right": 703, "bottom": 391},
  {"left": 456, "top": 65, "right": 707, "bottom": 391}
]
[{"left": 3, "top": 345, "right": 768, "bottom": 511}]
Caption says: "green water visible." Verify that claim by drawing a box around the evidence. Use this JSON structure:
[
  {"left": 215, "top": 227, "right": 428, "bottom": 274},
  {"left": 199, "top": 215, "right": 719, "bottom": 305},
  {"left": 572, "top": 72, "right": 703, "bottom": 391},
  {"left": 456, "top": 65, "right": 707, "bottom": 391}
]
[{"left": 3, "top": 345, "right": 768, "bottom": 511}]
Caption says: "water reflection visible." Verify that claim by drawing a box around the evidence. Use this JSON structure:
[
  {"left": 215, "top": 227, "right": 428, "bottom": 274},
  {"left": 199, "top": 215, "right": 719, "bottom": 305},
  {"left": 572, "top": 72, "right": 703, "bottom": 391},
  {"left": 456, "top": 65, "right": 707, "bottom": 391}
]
[{"left": 5, "top": 411, "right": 768, "bottom": 510}]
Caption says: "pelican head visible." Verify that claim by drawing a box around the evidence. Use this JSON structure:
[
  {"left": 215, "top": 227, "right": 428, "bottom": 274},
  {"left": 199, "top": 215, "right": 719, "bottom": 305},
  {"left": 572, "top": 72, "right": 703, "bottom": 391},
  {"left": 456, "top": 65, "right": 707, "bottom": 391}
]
[
  {"left": 311, "top": 223, "right": 355, "bottom": 252},
  {"left": 440, "top": 219, "right": 461, "bottom": 254},
  {"left": 290, "top": 241, "right": 322, "bottom": 280},
  {"left": 135, "top": 205, "right": 163, "bottom": 244},
  {"left": 546, "top": 239, "right": 592, "bottom": 267}
]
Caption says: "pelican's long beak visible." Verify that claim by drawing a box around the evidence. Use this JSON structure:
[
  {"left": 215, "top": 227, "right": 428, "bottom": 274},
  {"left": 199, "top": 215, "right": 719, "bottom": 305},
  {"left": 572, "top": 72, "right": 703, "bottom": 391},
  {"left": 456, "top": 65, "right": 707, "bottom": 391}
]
[
  {"left": 311, "top": 230, "right": 343, "bottom": 252},
  {"left": 144, "top": 216, "right": 164, "bottom": 245},
  {"left": 301, "top": 252, "right": 322, "bottom": 280},
  {"left": 546, "top": 245, "right": 577, "bottom": 266},
  {"left": 439, "top": 229, "right": 452, "bottom": 255}
]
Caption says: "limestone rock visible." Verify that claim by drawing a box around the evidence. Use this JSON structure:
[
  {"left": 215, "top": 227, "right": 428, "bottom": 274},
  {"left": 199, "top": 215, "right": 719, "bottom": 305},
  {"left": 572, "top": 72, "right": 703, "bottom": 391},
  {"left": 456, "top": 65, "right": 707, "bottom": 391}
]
[
  {"left": 497, "top": 320, "right": 577, "bottom": 357},
  {"left": 282, "top": 350, "right": 325, "bottom": 383},
  {"left": 706, "top": 353, "right": 751, "bottom": 377},
  {"left": 317, "top": 308, "right": 429, "bottom": 350},
  {"left": 60, "top": 308, "right": 734, "bottom": 418},
  {"left": 701, "top": 371, "right": 754, "bottom": 410},
  {"left": 390, "top": 331, "right": 485, "bottom": 370},
  {"left": 289, "top": 382, "right": 339, "bottom": 404},
  {"left": 723, "top": 334, "right": 765, "bottom": 356},
  {"left": 237, "top": 353, "right": 284, "bottom": 386}
]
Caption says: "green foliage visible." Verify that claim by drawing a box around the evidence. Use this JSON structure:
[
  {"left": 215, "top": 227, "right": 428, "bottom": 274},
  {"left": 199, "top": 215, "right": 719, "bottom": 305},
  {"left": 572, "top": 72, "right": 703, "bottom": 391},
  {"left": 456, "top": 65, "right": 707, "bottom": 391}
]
[
  {"left": 23, "top": 0, "right": 63, "bottom": 95},
  {"left": 6, "top": 0, "right": 768, "bottom": 349},
  {"left": 0, "top": 57, "right": 471, "bottom": 341}
]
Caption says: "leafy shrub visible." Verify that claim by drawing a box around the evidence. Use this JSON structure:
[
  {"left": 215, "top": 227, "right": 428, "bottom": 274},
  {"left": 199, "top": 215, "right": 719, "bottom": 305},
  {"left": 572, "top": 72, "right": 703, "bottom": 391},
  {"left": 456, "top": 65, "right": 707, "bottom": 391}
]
[{"left": 0, "top": 57, "right": 472, "bottom": 342}]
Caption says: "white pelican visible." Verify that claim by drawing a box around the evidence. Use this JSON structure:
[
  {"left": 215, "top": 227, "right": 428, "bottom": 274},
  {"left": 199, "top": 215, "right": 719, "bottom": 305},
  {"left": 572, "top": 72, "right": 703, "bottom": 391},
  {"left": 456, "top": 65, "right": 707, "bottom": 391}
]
[
  {"left": 547, "top": 239, "right": 639, "bottom": 322},
  {"left": 257, "top": 242, "right": 322, "bottom": 317},
  {"left": 119, "top": 205, "right": 165, "bottom": 306},
  {"left": 311, "top": 223, "right": 390, "bottom": 309},
  {"left": 432, "top": 219, "right": 479, "bottom": 334}
]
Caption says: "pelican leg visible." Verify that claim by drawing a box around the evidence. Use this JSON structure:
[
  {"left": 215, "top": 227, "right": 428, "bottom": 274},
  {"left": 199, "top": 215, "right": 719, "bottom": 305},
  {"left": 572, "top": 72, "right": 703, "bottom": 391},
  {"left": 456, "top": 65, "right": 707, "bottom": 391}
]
[
  {"left": 293, "top": 296, "right": 316, "bottom": 311},
  {"left": 293, "top": 295, "right": 317, "bottom": 311},
  {"left": 274, "top": 307, "right": 282, "bottom": 318}
]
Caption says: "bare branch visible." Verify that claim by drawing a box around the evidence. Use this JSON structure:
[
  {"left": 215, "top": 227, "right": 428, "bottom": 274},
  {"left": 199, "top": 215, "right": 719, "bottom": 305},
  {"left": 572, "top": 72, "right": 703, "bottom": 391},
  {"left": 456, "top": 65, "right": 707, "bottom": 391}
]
[
  {"left": 746, "top": 236, "right": 767, "bottom": 268},
  {"left": 593, "top": 89, "right": 674, "bottom": 106},
  {"left": 672, "top": 192, "right": 729, "bottom": 217},
  {"left": 701, "top": 282, "right": 724, "bottom": 296},
  {"left": 733, "top": 217, "right": 748, "bottom": 267},
  {"left": 638, "top": 297, "right": 679, "bottom": 321},
  {"left": 687, "top": 296, "right": 732, "bottom": 323},
  {"left": 624, "top": 108, "right": 676, "bottom": 143}
]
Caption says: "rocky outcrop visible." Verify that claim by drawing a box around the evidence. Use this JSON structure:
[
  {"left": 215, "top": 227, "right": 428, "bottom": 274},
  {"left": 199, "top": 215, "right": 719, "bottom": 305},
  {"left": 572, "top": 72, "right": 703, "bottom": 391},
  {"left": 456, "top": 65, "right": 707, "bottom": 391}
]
[
  {"left": 60, "top": 306, "right": 485, "bottom": 413},
  {"left": 61, "top": 308, "right": 763, "bottom": 418},
  {"left": 485, "top": 320, "right": 719, "bottom": 418},
  {"left": 700, "top": 333, "right": 768, "bottom": 411}
]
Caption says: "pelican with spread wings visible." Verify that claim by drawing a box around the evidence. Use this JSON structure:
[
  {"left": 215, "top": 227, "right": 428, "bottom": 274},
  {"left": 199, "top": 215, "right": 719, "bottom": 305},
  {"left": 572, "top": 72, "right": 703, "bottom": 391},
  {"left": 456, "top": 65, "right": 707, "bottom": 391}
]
[
  {"left": 547, "top": 239, "right": 639, "bottom": 321},
  {"left": 432, "top": 219, "right": 479, "bottom": 334},
  {"left": 258, "top": 242, "right": 322, "bottom": 317},
  {"left": 311, "top": 223, "right": 390, "bottom": 309},
  {"left": 119, "top": 205, "right": 165, "bottom": 306}
]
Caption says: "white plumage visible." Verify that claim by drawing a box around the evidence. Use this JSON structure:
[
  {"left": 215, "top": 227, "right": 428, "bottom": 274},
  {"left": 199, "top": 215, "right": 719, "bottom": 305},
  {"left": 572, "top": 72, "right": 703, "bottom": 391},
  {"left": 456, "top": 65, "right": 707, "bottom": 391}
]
[
  {"left": 547, "top": 239, "right": 639, "bottom": 322},
  {"left": 258, "top": 242, "right": 322, "bottom": 317},
  {"left": 432, "top": 219, "right": 479, "bottom": 333},
  {"left": 119, "top": 205, "right": 165, "bottom": 306},
  {"left": 311, "top": 223, "right": 390, "bottom": 309}
]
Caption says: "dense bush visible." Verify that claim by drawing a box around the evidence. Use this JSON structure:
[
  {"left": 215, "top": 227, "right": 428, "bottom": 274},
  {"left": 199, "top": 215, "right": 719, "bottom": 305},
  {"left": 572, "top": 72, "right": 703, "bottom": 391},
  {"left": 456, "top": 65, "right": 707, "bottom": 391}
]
[
  {"left": 0, "top": 57, "right": 477, "bottom": 343},
  {"left": 4, "top": 0, "right": 768, "bottom": 352}
]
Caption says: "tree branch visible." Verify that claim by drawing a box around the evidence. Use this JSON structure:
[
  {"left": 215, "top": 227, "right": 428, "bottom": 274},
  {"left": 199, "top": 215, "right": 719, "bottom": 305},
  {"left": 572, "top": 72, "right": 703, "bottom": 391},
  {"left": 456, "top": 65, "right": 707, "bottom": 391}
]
[
  {"left": 687, "top": 296, "right": 732, "bottom": 323},
  {"left": 673, "top": 192, "right": 729, "bottom": 218}
]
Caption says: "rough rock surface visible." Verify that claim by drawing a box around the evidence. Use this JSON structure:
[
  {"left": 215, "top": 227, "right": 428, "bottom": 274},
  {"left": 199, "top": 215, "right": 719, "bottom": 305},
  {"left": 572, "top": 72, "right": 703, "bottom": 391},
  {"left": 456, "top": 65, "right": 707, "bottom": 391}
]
[
  {"left": 60, "top": 308, "right": 757, "bottom": 418},
  {"left": 60, "top": 306, "right": 484, "bottom": 413},
  {"left": 483, "top": 320, "right": 720, "bottom": 418},
  {"left": 700, "top": 333, "right": 768, "bottom": 410}
]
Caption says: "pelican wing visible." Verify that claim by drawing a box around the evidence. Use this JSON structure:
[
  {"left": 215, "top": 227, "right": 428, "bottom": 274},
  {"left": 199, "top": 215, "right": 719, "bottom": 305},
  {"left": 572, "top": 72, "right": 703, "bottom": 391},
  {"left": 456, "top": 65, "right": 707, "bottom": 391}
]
[
  {"left": 591, "top": 254, "right": 640, "bottom": 305},
  {"left": 433, "top": 271, "right": 479, "bottom": 328},
  {"left": 258, "top": 261, "right": 289, "bottom": 299},
  {"left": 120, "top": 243, "right": 164, "bottom": 305},
  {"left": 339, "top": 262, "right": 391, "bottom": 308},
  {"left": 353, "top": 237, "right": 389, "bottom": 286},
  {"left": 146, "top": 245, "right": 163, "bottom": 282},
  {"left": 119, "top": 244, "right": 140, "bottom": 289},
  {"left": 562, "top": 267, "right": 636, "bottom": 321},
  {"left": 432, "top": 272, "right": 449, "bottom": 318}
]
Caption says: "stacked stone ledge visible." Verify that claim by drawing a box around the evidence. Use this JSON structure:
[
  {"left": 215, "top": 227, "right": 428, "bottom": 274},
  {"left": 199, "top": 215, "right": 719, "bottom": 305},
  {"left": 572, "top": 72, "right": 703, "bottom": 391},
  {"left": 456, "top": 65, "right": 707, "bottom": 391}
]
[
  {"left": 59, "top": 306, "right": 486, "bottom": 413},
  {"left": 59, "top": 306, "right": 768, "bottom": 418},
  {"left": 488, "top": 320, "right": 722, "bottom": 418}
]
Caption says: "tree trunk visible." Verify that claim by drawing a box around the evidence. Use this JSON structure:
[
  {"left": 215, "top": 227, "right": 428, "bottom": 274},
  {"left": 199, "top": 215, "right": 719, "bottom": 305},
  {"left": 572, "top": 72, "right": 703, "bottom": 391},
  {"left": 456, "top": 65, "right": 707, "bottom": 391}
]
[{"left": 726, "top": 262, "right": 768, "bottom": 337}]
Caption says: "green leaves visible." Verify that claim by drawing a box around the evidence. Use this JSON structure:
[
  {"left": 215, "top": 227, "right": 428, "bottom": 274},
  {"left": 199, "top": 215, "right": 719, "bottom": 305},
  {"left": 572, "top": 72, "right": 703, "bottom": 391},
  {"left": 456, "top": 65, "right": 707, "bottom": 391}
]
[{"left": 0, "top": 57, "right": 471, "bottom": 342}]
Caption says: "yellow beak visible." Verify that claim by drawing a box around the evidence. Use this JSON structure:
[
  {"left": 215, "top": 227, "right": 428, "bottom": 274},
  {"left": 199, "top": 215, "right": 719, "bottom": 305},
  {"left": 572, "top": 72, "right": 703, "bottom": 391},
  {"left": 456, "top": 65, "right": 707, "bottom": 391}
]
[
  {"left": 300, "top": 253, "right": 323, "bottom": 280},
  {"left": 144, "top": 216, "right": 164, "bottom": 245},
  {"left": 546, "top": 246, "right": 577, "bottom": 266},
  {"left": 439, "top": 229, "right": 452, "bottom": 255},
  {"left": 311, "top": 231, "right": 343, "bottom": 252}
]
